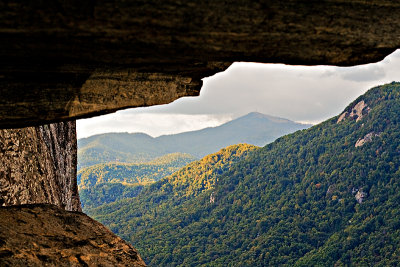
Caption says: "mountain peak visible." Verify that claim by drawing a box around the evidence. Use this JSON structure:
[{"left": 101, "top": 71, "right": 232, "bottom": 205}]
[
  {"left": 246, "top": 111, "right": 265, "bottom": 116},
  {"left": 238, "top": 112, "right": 293, "bottom": 124}
]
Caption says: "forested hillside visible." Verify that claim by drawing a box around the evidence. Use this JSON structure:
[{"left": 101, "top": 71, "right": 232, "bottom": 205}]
[
  {"left": 78, "top": 112, "right": 309, "bottom": 169},
  {"left": 89, "top": 82, "right": 400, "bottom": 266},
  {"left": 88, "top": 143, "right": 258, "bottom": 220},
  {"left": 80, "top": 183, "right": 144, "bottom": 213},
  {"left": 78, "top": 153, "right": 196, "bottom": 211}
]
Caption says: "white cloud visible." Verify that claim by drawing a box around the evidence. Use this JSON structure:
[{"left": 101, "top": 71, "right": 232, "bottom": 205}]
[{"left": 340, "top": 65, "right": 386, "bottom": 82}]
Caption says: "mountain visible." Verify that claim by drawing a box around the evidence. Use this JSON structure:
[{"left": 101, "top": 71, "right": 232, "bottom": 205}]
[
  {"left": 89, "top": 82, "right": 400, "bottom": 266},
  {"left": 156, "top": 112, "right": 309, "bottom": 158},
  {"left": 78, "top": 112, "right": 310, "bottom": 169}
]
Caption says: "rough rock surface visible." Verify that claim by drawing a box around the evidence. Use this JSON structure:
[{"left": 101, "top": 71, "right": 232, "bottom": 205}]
[
  {"left": 355, "top": 132, "right": 381, "bottom": 147},
  {"left": 0, "top": 69, "right": 206, "bottom": 129},
  {"left": 351, "top": 101, "right": 370, "bottom": 122},
  {"left": 355, "top": 190, "right": 367, "bottom": 204},
  {"left": 0, "top": 121, "right": 81, "bottom": 212},
  {"left": 0, "top": 204, "right": 146, "bottom": 266},
  {"left": 2, "top": 0, "right": 400, "bottom": 127},
  {"left": 337, "top": 100, "right": 370, "bottom": 123}
]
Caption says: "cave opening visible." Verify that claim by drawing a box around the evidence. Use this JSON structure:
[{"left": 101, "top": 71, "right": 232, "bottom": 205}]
[{"left": 2, "top": 1, "right": 400, "bottom": 264}]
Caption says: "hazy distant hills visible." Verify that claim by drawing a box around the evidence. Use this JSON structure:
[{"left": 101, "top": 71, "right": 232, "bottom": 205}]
[
  {"left": 78, "top": 112, "right": 310, "bottom": 169},
  {"left": 90, "top": 82, "right": 400, "bottom": 265},
  {"left": 156, "top": 112, "right": 310, "bottom": 157}
]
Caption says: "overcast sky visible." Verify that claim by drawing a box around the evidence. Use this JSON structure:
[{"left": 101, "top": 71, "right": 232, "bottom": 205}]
[{"left": 77, "top": 50, "right": 400, "bottom": 139}]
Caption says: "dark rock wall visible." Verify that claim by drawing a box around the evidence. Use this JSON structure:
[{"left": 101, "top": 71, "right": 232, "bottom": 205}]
[
  {"left": 1, "top": 0, "right": 400, "bottom": 127},
  {"left": 0, "top": 121, "right": 81, "bottom": 212},
  {"left": 0, "top": 69, "right": 205, "bottom": 129}
]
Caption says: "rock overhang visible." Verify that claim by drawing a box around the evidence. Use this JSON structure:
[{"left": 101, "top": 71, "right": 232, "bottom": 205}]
[{"left": 1, "top": 0, "right": 400, "bottom": 128}]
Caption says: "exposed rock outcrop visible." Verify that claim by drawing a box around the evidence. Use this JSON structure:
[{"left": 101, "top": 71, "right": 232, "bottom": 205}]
[
  {"left": 0, "top": 204, "right": 146, "bottom": 266},
  {"left": 355, "top": 132, "right": 381, "bottom": 147},
  {"left": 0, "top": 121, "right": 81, "bottom": 211},
  {"left": 210, "top": 192, "right": 215, "bottom": 204},
  {"left": 355, "top": 190, "right": 367, "bottom": 204},
  {"left": 337, "top": 100, "right": 371, "bottom": 123},
  {"left": 2, "top": 1, "right": 400, "bottom": 127}
]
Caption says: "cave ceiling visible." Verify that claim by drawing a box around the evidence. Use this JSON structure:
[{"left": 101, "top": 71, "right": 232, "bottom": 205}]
[{"left": 1, "top": 0, "right": 400, "bottom": 128}]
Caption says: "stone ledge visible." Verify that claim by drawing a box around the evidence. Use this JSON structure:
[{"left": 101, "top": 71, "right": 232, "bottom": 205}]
[{"left": 0, "top": 204, "right": 146, "bottom": 266}]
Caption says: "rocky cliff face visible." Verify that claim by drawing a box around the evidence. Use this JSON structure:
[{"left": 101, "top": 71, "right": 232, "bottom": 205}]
[
  {"left": 0, "top": 204, "right": 146, "bottom": 266},
  {"left": 0, "top": 121, "right": 149, "bottom": 265},
  {"left": 0, "top": 121, "right": 81, "bottom": 212},
  {"left": 337, "top": 100, "right": 371, "bottom": 123}
]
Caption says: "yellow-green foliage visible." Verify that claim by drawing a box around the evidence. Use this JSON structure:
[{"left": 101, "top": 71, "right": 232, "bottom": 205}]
[
  {"left": 89, "top": 143, "right": 258, "bottom": 219},
  {"left": 164, "top": 143, "right": 259, "bottom": 199}
]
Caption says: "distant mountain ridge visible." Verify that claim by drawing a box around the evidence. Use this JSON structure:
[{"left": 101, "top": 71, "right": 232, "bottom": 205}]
[{"left": 78, "top": 112, "right": 310, "bottom": 169}]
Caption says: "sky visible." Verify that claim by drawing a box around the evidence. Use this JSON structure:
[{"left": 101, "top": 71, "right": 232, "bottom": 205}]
[{"left": 77, "top": 50, "right": 400, "bottom": 139}]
